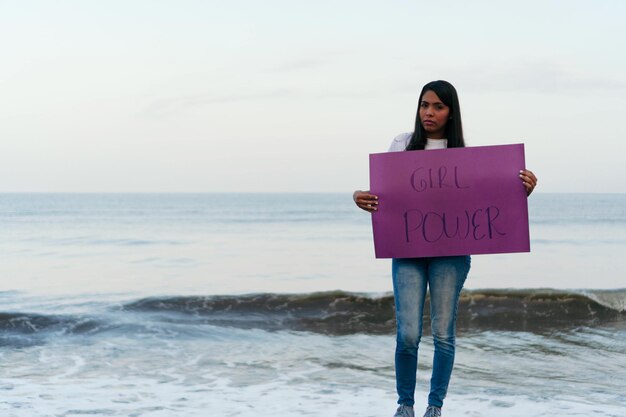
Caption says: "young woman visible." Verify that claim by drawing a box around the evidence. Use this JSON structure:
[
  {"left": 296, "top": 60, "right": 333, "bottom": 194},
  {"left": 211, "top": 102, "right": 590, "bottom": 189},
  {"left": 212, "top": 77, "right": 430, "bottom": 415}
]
[{"left": 353, "top": 80, "right": 537, "bottom": 417}]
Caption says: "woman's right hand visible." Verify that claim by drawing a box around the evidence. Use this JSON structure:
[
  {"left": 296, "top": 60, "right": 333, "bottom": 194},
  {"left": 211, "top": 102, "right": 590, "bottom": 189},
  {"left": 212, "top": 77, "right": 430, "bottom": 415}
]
[{"left": 353, "top": 190, "right": 379, "bottom": 213}]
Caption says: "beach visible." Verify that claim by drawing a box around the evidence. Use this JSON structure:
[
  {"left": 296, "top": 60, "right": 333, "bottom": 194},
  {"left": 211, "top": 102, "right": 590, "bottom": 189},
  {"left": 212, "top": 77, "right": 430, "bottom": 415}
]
[{"left": 1, "top": 193, "right": 625, "bottom": 416}]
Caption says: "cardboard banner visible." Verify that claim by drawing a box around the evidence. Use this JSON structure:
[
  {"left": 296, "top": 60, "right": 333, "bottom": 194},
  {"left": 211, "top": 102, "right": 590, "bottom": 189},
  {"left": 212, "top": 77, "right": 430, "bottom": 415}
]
[{"left": 369, "top": 144, "right": 530, "bottom": 258}]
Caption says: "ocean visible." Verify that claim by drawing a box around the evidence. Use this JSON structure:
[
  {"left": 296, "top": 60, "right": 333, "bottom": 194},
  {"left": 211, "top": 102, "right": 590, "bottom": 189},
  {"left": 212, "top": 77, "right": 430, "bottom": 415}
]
[{"left": 0, "top": 193, "right": 625, "bottom": 416}]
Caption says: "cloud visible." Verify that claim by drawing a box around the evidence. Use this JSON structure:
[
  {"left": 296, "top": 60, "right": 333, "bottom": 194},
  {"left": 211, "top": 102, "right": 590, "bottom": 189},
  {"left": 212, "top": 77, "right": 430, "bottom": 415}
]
[
  {"left": 264, "top": 59, "right": 328, "bottom": 73},
  {"left": 142, "top": 89, "right": 293, "bottom": 116},
  {"left": 142, "top": 87, "right": 384, "bottom": 117},
  {"left": 394, "top": 60, "right": 626, "bottom": 95},
  {"left": 463, "top": 61, "right": 626, "bottom": 94}
]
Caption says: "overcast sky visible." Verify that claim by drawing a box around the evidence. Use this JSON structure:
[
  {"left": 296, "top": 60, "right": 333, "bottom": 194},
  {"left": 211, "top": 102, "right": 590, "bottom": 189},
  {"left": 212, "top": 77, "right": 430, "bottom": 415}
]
[{"left": 1, "top": 0, "right": 625, "bottom": 193}]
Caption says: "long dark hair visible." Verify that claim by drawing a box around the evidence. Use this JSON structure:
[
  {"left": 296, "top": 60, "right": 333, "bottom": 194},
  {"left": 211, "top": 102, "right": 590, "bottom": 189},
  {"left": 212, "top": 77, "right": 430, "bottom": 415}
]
[{"left": 405, "top": 80, "right": 465, "bottom": 151}]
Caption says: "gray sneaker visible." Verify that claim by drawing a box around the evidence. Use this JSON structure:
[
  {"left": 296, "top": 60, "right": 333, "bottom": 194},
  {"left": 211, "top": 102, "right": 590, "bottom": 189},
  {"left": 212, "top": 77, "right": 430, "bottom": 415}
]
[
  {"left": 423, "top": 406, "right": 441, "bottom": 417},
  {"left": 393, "top": 405, "right": 415, "bottom": 417}
]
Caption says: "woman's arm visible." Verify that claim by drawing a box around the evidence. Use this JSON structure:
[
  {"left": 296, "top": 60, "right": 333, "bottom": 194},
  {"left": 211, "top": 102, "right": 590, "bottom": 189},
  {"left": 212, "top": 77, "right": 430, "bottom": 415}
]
[
  {"left": 353, "top": 190, "right": 379, "bottom": 212},
  {"left": 519, "top": 169, "right": 538, "bottom": 196}
]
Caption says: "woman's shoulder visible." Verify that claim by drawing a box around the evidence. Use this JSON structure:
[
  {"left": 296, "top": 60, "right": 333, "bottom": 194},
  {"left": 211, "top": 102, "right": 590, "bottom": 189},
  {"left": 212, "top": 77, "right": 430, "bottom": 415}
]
[{"left": 387, "top": 132, "right": 413, "bottom": 152}]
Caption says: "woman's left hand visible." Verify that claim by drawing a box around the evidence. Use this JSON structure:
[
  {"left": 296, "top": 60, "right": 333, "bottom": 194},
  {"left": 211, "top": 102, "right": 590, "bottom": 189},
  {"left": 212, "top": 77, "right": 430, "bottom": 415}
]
[{"left": 519, "top": 169, "right": 538, "bottom": 196}]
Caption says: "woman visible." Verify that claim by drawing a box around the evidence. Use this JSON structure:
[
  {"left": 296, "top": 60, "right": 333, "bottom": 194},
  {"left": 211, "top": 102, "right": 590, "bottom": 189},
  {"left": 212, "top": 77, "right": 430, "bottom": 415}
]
[{"left": 353, "top": 80, "right": 537, "bottom": 417}]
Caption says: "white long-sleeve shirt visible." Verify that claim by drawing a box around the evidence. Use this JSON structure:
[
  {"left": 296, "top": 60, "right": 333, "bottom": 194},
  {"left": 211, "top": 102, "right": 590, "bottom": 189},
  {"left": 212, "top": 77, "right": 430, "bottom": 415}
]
[{"left": 387, "top": 132, "right": 448, "bottom": 152}]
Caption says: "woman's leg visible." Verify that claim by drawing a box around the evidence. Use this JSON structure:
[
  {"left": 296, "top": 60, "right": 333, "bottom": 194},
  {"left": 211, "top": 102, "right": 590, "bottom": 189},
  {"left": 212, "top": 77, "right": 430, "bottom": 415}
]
[
  {"left": 392, "top": 258, "right": 428, "bottom": 407},
  {"left": 426, "top": 255, "right": 471, "bottom": 408}
]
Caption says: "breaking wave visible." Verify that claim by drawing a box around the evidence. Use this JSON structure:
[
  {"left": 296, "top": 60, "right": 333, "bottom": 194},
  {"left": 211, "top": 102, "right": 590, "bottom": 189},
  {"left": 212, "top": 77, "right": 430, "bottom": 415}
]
[{"left": 1, "top": 289, "right": 624, "bottom": 347}]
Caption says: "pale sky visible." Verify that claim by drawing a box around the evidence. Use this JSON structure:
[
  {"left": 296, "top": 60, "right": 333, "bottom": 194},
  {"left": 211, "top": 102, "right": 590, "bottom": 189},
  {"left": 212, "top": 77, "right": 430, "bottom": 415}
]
[{"left": 1, "top": 0, "right": 625, "bottom": 193}]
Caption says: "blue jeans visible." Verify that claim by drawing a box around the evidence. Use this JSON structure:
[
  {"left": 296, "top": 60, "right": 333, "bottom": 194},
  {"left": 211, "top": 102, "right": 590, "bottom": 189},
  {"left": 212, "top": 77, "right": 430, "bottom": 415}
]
[{"left": 392, "top": 256, "right": 471, "bottom": 408}]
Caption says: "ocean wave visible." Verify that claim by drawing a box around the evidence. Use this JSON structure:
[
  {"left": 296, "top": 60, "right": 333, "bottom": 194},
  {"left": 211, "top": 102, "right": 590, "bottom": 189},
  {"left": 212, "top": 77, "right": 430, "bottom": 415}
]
[
  {"left": 0, "top": 312, "right": 103, "bottom": 334},
  {"left": 29, "top": 237, "right": 186, "bottom": 246},
  {"left": 1, "top": 289, "right": 624, "bottom": 345},
  {"left": 121, "top": 289, "right": 626, "bottom": 334},
  {"left": 532, "top": 238, "right": 626, "bottom": 245},
  {"left": 0, "top": 311, "right": 105, "bottom": 348},
  {"left": 530, "top": 218, "right": 626, "bottom": 225}
]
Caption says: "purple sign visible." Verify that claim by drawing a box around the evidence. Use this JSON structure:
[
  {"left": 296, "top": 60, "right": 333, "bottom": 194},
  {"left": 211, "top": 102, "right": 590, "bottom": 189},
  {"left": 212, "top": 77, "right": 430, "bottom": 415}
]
[{"left": 369, "top": 144, "right": 530, "bottom": 258}]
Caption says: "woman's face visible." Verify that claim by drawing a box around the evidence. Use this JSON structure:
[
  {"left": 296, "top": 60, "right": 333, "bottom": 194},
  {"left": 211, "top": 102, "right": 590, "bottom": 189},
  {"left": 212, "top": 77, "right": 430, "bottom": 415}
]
[{"left": 419, "top": 90, "right": 450, "bottom": 139}]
